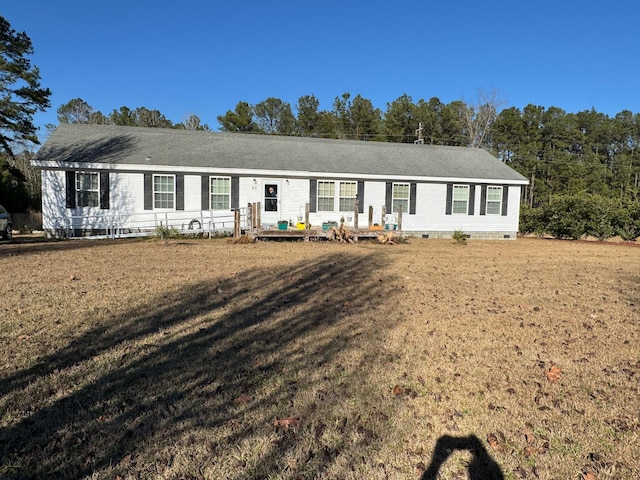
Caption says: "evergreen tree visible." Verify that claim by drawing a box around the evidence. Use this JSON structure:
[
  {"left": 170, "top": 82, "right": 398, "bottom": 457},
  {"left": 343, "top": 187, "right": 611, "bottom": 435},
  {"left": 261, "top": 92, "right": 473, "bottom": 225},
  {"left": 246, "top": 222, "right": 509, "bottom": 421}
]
[{"left": 0, "top": 15, "right": 51, "bottom": 155}]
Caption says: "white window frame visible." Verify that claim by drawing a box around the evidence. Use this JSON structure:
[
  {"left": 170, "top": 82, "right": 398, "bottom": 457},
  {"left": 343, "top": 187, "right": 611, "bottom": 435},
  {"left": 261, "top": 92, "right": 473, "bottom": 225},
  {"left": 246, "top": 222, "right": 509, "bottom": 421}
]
[
  {"left": 452, "top": 185, "right": 469, "bottom": 214},
  {"left": 76, "top": 171, "right": 99, "bottom": 208},
  {"left": 392, "top": 182, "right": 410, "bottom": 213},
  {"left": 153, "top": 174, "right": 175, "bottom": 209},
  {"left": 317, "top": 181, "right": 335, "bottom": 212},
  {"left": 486, "top": 186, "right": 503, "bottom": 215},
  {"left": 210, "top": 176, "right": 231, "bottom": 210},
  {"left": 339, "top": 181, "right": 357, "bottom": 212}
]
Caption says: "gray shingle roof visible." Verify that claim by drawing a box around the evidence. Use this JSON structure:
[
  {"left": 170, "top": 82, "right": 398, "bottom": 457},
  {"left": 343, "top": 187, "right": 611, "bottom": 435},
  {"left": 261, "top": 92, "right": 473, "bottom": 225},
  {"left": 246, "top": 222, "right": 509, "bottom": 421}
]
[{"left": 33, "top": 124, "right": 528, "bottom": 183}]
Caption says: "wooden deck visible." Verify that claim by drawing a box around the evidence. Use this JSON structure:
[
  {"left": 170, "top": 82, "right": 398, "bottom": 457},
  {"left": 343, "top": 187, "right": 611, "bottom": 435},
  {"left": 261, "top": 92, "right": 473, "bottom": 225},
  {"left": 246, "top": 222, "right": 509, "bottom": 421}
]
[{"left": 249, "top": 227, "right": 397, "bottom": 241}]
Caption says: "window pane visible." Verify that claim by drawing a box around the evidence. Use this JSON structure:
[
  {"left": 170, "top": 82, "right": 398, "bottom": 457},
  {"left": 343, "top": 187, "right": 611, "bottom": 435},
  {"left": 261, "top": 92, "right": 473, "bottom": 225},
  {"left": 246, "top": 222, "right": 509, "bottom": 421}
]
[
  {"left": 318, "top": 181, "right": 335, "bottom": 197},
  {"left": 339, "top": 181, "right": 356, "bottom": 211},
  {"left": 392, "top": 183, "right": 410, "bottom": 213},
  {"left": 393, "top": 199, "right": 409, "bottom": 213},
  {"left": 153, "top": 175, "right": 175, "bottom": 209},
  {"left": 452, "top": 185, "right": 468, "bottom": 214},
  {"left": 318, "top": 197, "right": 334, "bottom": 211},
  {"left": 393, "top": 183, "right": 409, "bottom": 199},
  {"left": 487, "top": 186, "right": 502, "bottom": 201},
  {"left": 76, "top": 172, "right": 99, "bottom": 207},
  {"left": 339, "top": 182, "right": 356, "bottom": 197},
  {"left": 318, "top": 181, "right": 335, "bottom": 212},
  {"left": 486, "top": 186, "right": 502, "bottom": 215},
  {"left": 210, "top": 177, "right": 231, "bottom": 209},
  {"left": 210, "top": 177, "right": 230, "bottom": 195}
]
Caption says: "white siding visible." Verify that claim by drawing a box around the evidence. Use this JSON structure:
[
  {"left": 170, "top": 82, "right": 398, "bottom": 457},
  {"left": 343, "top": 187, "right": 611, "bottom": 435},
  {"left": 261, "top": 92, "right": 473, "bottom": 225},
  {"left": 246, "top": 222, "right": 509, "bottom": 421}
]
[{"left": 40, "top": 166, "right": 523, "bottom": 238}]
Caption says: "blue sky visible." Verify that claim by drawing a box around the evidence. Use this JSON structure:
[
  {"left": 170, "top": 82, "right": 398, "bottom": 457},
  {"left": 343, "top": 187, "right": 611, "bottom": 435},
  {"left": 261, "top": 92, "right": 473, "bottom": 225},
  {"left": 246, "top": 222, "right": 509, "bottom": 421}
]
[{"left": 3, "top": 0, "right": 639, "bottom": 145}]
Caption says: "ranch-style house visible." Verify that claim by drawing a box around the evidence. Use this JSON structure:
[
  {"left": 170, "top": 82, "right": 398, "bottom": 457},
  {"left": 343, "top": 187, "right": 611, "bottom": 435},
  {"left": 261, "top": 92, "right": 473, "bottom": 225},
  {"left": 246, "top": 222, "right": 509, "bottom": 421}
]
[{"left": 31, "top": 124, "right": 529, "bottom": 239}]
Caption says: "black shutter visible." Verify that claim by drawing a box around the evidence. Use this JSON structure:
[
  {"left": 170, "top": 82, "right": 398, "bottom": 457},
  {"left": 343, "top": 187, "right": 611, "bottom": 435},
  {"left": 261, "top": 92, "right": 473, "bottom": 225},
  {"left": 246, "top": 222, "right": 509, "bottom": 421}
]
[
  {"left": 144, "top": 173, "right": 152, "bottom": 210},
  {"left": 480, "top": 184, "right": 487, "bottom": 215},
  {"left": 201, "top": 175, "right": 209, "bottom": 210},
  {"left": 231, "top": 176, "right": 239, "bottom": 209},
  {"left": 445, "top": 183, "right": 453, "bottom": 215},
  {"left": 99, "top": 172, "right": 110, "bottom": 209},
  {"left": 501, "top": 185, "right": 509, "bottom": 216},
  {"left": 309, "top": 179, "right": 317, "bottom": 213},
  {"left": 385, "top": 182, "right": 392, "bottom": 213},
  {"left": 357, "top": 181, "right": 364, "bottom": 213},
  {"left": 65, "top": 171, "right": 76, "bottom": 209},
  {"left": 468, "top": 184, "right": 475, "bottom": 215},
  {"left": 409, "top": 182, "right": 417, "bottom": 214},
  {"left": 176, "top": 174, "right": 184, "bottom": 210}
]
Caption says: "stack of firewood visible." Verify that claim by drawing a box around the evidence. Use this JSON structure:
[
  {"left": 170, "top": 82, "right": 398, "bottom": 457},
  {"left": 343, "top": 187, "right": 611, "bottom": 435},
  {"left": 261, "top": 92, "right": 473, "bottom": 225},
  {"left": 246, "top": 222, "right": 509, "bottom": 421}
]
[
  {"left": 327, "top": 224, "right": 354, "bottom": 243},
  {"left": 377, "top": 232, "right": 396, "bottom": 244}
]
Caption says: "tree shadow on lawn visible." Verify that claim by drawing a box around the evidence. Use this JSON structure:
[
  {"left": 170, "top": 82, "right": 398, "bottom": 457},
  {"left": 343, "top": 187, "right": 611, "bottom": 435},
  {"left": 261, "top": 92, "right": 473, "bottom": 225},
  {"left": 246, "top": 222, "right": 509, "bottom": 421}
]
[
  {"left": 1, "top": 249, "right": 401, "bottom": 478},
  {"left": 0, "top": 236, "right": 144, "bottom": 257}
]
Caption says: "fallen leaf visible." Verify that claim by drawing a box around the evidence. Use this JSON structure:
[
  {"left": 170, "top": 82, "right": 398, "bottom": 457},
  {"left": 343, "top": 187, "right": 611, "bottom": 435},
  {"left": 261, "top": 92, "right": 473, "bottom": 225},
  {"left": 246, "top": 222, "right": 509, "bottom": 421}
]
[
  {"left": 514, "top": 466, "right": 528, "bottom": 478},
  {"left": 546, "top": 364, "right": 561, "bottom": 383},
  {"left": 392, "top": 385, "right": 404, "bottom": 396},
  {"left": 17, "top": 334, "right": 30, "bottom": 340},
  {"left": 274, "top": 416, "right": 299, "bottom": 429},
  {"left": 522, "top": 428, "right": 536, "bottom": 444},
  {"left": 233, "top": 394, "right": 253, "bottom": 404},
  {"left": 582, "top": 468, "right": 597, "bottom": 480},
  {"left": 487, "top": 432, "right": 506, "bottom": 453}
]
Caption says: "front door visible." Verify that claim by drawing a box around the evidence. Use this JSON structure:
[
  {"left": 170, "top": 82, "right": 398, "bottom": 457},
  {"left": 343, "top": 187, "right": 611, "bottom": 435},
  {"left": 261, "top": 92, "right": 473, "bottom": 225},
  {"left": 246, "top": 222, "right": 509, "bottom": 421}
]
[{"left": 262, "top": 181, "right": 281, "bottom": 224}]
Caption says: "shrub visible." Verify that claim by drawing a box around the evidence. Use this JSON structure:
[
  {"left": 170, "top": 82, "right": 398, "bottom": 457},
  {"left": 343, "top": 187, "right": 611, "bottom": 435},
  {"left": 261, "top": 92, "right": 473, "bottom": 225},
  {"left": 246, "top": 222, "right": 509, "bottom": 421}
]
[
  {"left": 583, "top": 194, "right": 617, "bottom": 241},
  {"left": 452, "top": 230, "right": 467, "bottom": 245},
  {"left": 155, "top": 223, "right": 181, "bottom": 239},
  {"left": 543, "top": 195, "right": 586, "bottom": 240},
  {"left": 615, "top": 200, "right": 640, "bottom": 241},
  {"left": 519, "top": 204, "right": 544, "bottom": 236}
]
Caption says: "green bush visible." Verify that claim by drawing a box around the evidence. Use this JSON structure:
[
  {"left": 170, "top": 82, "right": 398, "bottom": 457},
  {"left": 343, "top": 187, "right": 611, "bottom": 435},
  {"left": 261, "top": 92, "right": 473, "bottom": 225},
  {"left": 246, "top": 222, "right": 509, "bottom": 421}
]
[
  {"left": 155, "top": 223, "right": 181, "bottom": 239},
  {"left": 525, "top": 194, "right": 640, "bottom": 241},
  {"left": 519, "top": 204, "right": 544, "bottom": 236},
  {"left": 543, "top": 195, "right": 587, "bottom": 240},
  {"left": 583, "top": 194, "right": 617, "bottom": 241},
  {"left": 615, "top": 200, "right": 640, "bottom": 241},
  {"left": 452, "top": 229, "right": 467, "bottom": 245}
]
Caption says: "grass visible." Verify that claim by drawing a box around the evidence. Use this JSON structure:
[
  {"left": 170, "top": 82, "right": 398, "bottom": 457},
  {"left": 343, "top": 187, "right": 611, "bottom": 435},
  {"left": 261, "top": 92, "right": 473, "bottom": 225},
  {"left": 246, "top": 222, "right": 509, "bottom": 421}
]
[{"left": 1, "top": 237, "right": 639, "bottom": 479}]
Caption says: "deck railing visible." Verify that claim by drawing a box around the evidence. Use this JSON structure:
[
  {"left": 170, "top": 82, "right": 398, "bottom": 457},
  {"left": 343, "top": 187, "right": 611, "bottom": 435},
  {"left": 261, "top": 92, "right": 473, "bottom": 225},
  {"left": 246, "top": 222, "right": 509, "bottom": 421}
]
[{"left": 46, "top": 208, "right": 247, "bottom": 239}]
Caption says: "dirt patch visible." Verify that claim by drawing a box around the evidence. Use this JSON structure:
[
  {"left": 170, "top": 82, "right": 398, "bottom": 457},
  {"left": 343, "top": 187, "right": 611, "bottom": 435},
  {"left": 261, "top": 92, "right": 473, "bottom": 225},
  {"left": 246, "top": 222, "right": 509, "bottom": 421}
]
[{"left": 1, "top": 237, "right": 638, "bottom": 479}]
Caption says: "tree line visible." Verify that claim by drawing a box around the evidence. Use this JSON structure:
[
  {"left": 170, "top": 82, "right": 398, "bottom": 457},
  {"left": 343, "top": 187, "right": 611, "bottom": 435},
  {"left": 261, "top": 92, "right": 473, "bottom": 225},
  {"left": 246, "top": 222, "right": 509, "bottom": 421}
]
[{"left": 58, "top": 94, "right": 640, "bottom": 208}]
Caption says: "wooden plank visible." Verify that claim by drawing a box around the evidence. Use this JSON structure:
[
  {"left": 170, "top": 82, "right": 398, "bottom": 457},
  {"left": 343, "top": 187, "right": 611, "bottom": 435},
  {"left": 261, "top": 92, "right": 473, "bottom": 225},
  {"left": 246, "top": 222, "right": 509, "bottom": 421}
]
[{"left": 353, "top": 201, "right": 359, "bottom": 230}]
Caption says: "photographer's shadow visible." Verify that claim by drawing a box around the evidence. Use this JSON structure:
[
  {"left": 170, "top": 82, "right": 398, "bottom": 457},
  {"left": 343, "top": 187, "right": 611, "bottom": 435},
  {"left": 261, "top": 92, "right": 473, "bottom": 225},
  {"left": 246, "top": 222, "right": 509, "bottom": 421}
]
[{"left": 421, "top": 435, "right": 504, "bottom": 480}]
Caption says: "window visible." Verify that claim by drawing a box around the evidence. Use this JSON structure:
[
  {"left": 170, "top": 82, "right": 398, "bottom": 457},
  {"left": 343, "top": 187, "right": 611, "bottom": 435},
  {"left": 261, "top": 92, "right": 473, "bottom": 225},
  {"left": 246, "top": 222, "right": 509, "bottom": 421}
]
[
  {"left": 392, "top": 183, "right": 410, "bottom": 213},
  {"left": 317, "top": 181, "right": 335, "bottom": 212},
  {"left": 76, "top": 172, "right": 99, "bottom": 207},
  {"left": 486, "top": 186, "right": 503, "bottom": 215},
  {"left": 153, "top": 175, "right": 175, "bottom": 209},
  {"left": 452, "top": 185, "right": 469, "bottom": 214},
  {"left": 339, "top": 181, "right": 357, "bottom": 211},
  {"left": 210, "top": 177, "right": 231, "bottom": 210}
]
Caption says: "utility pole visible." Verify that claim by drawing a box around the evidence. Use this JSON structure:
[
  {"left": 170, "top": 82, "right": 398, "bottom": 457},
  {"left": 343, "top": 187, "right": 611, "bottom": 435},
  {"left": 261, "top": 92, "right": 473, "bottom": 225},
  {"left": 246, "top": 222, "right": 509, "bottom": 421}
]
[{"left": 414, "top": 122, "right": 424, "bottom": 144}]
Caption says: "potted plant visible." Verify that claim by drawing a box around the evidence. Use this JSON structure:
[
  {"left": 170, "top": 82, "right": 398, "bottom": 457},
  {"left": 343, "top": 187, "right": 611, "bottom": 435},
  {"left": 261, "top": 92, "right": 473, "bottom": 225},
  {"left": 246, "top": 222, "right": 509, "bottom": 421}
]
[{"left": 322, "top": 221, "right": 338, "bottom": 231}]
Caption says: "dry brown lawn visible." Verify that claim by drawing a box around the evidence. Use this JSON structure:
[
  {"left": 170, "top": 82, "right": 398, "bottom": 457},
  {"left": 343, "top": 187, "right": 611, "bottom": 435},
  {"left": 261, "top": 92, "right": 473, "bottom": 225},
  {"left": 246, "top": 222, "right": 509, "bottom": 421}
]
[{"left": 1, "top": 237, "right": 638, "bottom": 480}]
